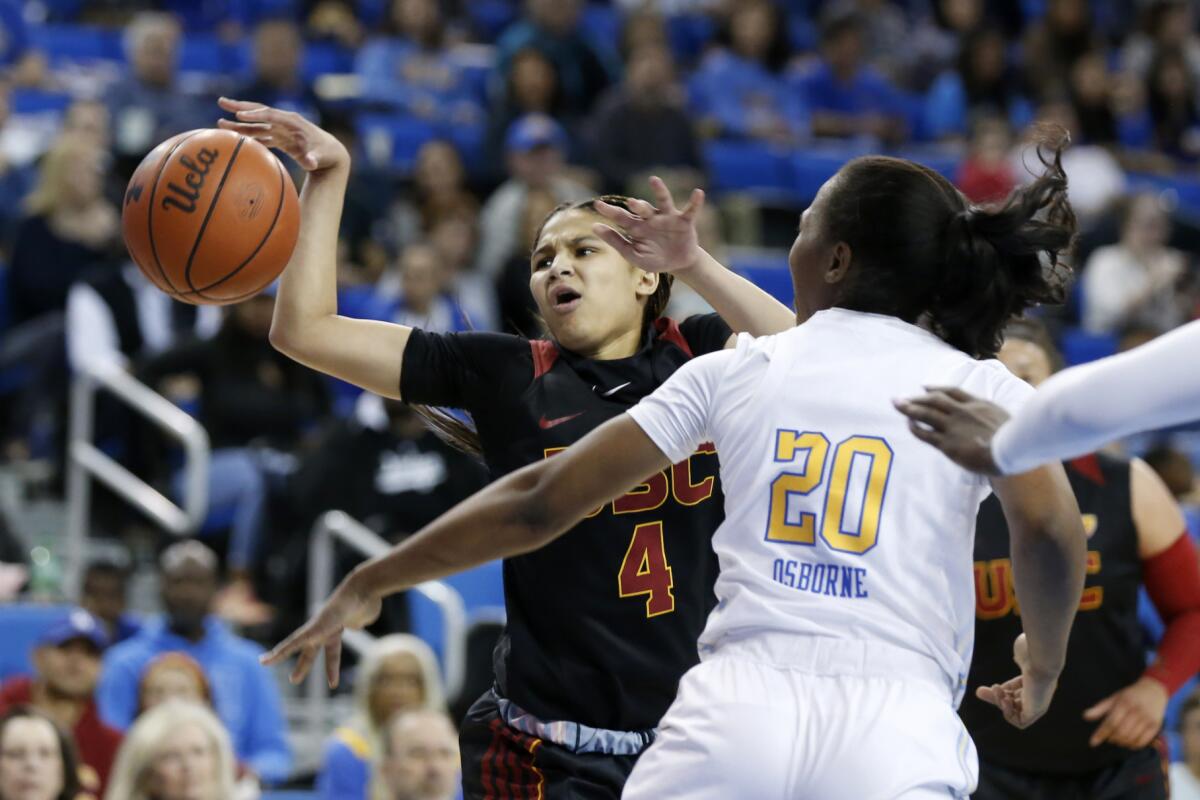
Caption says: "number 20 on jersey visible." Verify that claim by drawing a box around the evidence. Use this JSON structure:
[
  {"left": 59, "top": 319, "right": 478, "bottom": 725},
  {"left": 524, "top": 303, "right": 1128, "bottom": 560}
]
[{"left": 766, "top": 430, "right": 894, "bottom": 555}]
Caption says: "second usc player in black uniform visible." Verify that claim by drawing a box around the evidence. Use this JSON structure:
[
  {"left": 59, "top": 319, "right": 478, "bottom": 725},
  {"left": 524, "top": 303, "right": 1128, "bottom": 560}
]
[
  {"left": 962, "top": 320, "right": 1200, "bottom": 800},
  {"left": 217, "top": 99, "right": 797, "bottom": 798}
]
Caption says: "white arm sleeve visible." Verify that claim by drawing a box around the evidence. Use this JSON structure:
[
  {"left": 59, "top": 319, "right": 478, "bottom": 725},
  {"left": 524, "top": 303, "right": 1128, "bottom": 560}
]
[
  {"left": 626, "top": 350, "right": 733, "bottom": 464},
  {"left": 993, "top": 319, "right": 1200, "bottom": 474}
]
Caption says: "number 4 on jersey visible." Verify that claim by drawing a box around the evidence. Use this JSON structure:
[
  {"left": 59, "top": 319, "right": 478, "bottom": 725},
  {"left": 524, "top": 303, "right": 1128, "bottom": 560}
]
[{"left": 618, "top": 522, "right": 675, "bottom": 617}]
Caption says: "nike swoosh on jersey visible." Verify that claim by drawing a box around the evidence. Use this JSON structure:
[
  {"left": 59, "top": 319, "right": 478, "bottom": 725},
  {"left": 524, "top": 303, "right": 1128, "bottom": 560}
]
[
  {"left": 601, "top": 382, "right": 632, "bottom": 397},
  {"left": 538, "top": 412, "right": 585, "bottom": 429}
]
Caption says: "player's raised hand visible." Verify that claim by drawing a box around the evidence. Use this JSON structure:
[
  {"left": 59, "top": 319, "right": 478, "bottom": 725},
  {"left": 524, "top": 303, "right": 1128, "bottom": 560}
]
[
  {"left": 591, "top": 176, "right": 706, "bottom": 275},
  {"left": 217, "top": 97, "right": 349, "bottom": 173},
  {"left": 893, "top": 387, "right": 1009, "bottom": 474},
  {"left": 1082, "top": 676, "right": 1169, "bottom": 749},
  {"left": 260, "top": 577, "right": 382, "bottom": 688},
  {"left": 977, "top": 634, "right": 1058, "bottom": 729}
]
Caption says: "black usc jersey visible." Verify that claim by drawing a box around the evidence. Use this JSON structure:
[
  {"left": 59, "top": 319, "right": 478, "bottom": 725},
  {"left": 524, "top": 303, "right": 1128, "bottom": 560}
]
[
  {"left": 400, "top": 315, "right": 731, "bottom": 731},
  {"left": 960, "top": 453, "right": 1145, "bottom": 775}
]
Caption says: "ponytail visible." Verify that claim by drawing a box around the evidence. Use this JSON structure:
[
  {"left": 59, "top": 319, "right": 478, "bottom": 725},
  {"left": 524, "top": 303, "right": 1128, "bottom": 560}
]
[{"left": 826, "top": 125, "right": 1077, "bottom": 358}]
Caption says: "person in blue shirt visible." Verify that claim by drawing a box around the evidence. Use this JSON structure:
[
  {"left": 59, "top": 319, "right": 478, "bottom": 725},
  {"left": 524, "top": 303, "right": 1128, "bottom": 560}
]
[
  {"left": 790, "top": 12, "right": 910, "bottom": 145},
  {"left": 96, "top": 541, "right": 293, "bottom": 784},
  {"left": 316, "top": 634, "right": 444, "bottom": 800},
  {"left": 688, "top": 0, "right": 807, "bottom": 144},
  {"left": 356, "top": 0, "right": 482, "bottom": 124},
  {"left": 924, "top": 27, "right": 1034, "bottom": 141},
  {"left": 494, "top": 0, "right": 620, "bottom": 117}
]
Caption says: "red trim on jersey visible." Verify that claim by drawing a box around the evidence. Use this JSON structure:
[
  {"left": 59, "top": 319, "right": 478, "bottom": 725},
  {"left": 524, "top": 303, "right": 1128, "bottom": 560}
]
[
  {"left": 1142, "top": 531, "right": 1200, "bottom": 694},
  {"left": 481, "top": 719, "right": 500, "bottom": 797},
  {"left": 654, "top": 317, "right": 693, "bottom": 358},
  {"left": 1068, "top": 454, "right": 1106, "bottom": 486},
  {"left": 530, "top": 339, "right": 559, "bottom": 379}
]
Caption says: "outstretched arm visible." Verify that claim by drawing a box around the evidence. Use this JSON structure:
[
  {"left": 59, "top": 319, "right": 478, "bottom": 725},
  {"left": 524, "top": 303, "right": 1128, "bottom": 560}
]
[
  {"left": 217, "top": 98, "right": 413, "bottom": 399},
  {"left": 262, "top": 414, "right": 670, "bottom": 685},
  {"left": 896, "top": 321, "right": 1200, "bottom": 474},
  {"left": 591, "top": 176, "right": 796, "bottom": 337}
]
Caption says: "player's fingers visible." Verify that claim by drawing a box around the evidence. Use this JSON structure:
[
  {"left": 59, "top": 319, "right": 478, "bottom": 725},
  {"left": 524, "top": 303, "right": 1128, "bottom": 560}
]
[
  {"left": 218, "top": 97, "right": 267, "bottom": 111},
  {"left": 1082, "top": 695, "right": 1116, "bottom": 721},
  {"left": 627, "top": 196, "right": 658, "bottom": 220},
  {"left": 648, "top": 175, "right": 677, "bottom": 213},
  {"left": 909, "top": 391, "right": 964, "bottom": 415},
  {"left": 1089, "top": 704, "right": 1129, "bottom": 747},
  {"left": 593, "top": 199, "right": 641, "bottom": 228},
  {"left": 592, "top": 223, "right": 638, "bottom": 260},
  {"left": 216, "top": 119, "right": 273, "bottom": 135},
  {"left": 324, "top": 636, "right": 343, "bottom": 690},
  {"left": 289, "top": 645, "right": 317, "bottom": 685},
  {"left": 260, "top": 625, "right": 309, "bottom": 666},
  {"left": 907, "top": 420, "right": 944, "bottom": 447},
  {"left": 976, "top": 684, "right": 1001, "bottom": 707},
  {"left": 680, "top": 187, "right": 706, "bottom": 220},
  {"left": 895, "top": 401, "right": 947, "bottom": 431}
]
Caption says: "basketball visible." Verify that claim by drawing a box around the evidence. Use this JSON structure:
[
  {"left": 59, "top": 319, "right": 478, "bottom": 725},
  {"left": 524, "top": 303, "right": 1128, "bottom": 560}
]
[{"left": 121, "top": 128, "right": 300, "bottom": 305}]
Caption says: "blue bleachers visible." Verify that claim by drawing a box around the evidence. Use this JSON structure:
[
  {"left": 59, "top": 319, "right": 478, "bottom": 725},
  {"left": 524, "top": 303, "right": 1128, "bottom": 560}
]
[
  {"left": 409, "top": 560, "right": 504, "bottom": 682},
  {"left": 1059, "top": 328, "right": 1119, "bottom": 367},
  {"left": 29, "top": 24, "right": 123, "bottom": 66},
  {"left": 0, "top": 604, "right": 72, "bottom": 681}
]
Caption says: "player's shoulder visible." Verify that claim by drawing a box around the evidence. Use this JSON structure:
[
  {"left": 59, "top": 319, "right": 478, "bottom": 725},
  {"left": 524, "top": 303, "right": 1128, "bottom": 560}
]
[{"left": 947, "top": 355, "right": 1036, "bottom": 411}]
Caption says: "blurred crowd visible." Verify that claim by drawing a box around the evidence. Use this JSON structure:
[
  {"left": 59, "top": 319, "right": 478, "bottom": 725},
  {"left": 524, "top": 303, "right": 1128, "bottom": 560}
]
[{"left": 0, "top": 0, "right": 1199, "bottom": 794}]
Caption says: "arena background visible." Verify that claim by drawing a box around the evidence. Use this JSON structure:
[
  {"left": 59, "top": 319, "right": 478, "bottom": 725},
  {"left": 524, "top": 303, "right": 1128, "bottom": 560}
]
[{"left": 1, "top": 0, "right": 1200, "bottom": 795}]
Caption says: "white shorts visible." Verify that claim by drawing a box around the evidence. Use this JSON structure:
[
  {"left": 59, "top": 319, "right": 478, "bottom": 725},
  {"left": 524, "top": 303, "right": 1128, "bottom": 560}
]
[{"left": 623, "top": 635, "right": 978, "bottom": 800}]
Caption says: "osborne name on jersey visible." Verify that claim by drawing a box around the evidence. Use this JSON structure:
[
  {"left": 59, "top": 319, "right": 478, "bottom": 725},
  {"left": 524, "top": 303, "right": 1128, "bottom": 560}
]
[{"left": 772, "top": 558, "right": 869, "bottom": 599}]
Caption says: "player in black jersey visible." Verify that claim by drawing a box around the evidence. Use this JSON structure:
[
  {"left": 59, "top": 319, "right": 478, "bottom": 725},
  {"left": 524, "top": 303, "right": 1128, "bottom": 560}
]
[
  {"left": 217, "top": 99, "right": 797, "bottom": 799},
  {"left": 961, "top": 320, "right": 1200, "bottom": 800}
]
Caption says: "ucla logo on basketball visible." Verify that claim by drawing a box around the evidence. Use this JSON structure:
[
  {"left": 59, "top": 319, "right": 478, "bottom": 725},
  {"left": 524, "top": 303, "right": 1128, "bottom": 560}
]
[{"left": 161, "top": 147, "right": 219, "bottom": 213}]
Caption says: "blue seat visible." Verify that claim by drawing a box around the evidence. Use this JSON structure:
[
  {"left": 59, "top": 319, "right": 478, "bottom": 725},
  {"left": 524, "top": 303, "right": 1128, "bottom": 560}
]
[
  {"left": 0, "top": 605, "right": 72, "bottom": 681},
  {"left": 261, "top": 792, "right": 317, "bottom": 800},
  {"left": 10, "top": 90, "right": 73, "bottom": 115},
  {"left": 704, "top": 141, "right": 795, "bottom": 196},
  {"left": 731, "top": 255, "right": 793, "bottom": 308},
  {"left": 355, "top": 113, "right": 438, "bottom": 173},
  {"left": 302, "top": 42, "right": 354, "bottom": 82},
  {"left": 1059, "top": 327, "right": 1118, "bottom": 366},
  {"left": 179, "top": 34, "right": 239, "bottom": 76},
  {"left": 29, "top": 25, "right": 123, "bottom": 66},
  {"left": 408, "top": 561, "right": 505, "bottom": 677}
]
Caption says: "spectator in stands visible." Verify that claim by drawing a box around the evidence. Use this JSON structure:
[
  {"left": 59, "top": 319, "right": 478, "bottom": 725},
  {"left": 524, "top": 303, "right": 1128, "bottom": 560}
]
[
  {"left": 136, "top": 654, "right": 210, "bottom": 714},
  {"left": 1022, "top": 0, "right": 1100, "bottom": 102},
  {"left": 1146, "top": 47, "right": 1200, "bottom": 162},
  {"left": 427, "top": 212, "right": 497, "bottom": 331},
  {"left": 1143, "top": 445, "right": 1198, "bottom": 502},
  {"left": 955, "top": 116, "right": 1017, "bottom": 205},
  {"left": 1067, "top": 50, "right": 1132, "bottom": 148},
  {"left": 0, "top": 0, "right": 47, "bottom": 89},
  {"left": 924, "top": 28, "right": 1033, "bottom": 141},
  {"left": 1122, "top": 0, "right": 1200, "bottom": 87},
  {"left": 0, "top": 610, "right": 121, "bottom": 796},
  {"left": 388, "top": 139, "right": 478, "bottom": 245},
  {"left": 97, "top": 541, "right": 292, "bottom": 784},
  {"left": 588, "top": 43, "right": 703, "bottom": 194},
  {"left": 494, "top": 0, "right": 620, "bottom": 118},
  {"left": 80, "top": 558, "right": 140, "bottom": 646},
  {"left": 369, "top": 709, "right": 459, "bottom": 800},
  {"left": 365, "top": 243, "right": 470, "bottom": 332},
  {"left": 824, "top": 0, "right": 910, "bottom": 84},
  {"left": 105, "top": 12, "right": 207, "bottom": 176},
  {"left": 1083, "top": 192, "right": 1192, "bottom": 336},
  {"left": 317, "top": 635, "right": 443, "bottom": 800},
  {"left": 484, "top": 47, "right": 573, "bottom": 177},
  {"left": 137, "top": 293, "right": 330, "bottom": 621},
  {"left": 0, "top": 79, "right": 35, "bottom": 252},
  {"left": 0, "top": 706, "right": 82, "bottom": 800},
  {"left": 9, "top": 134, "right": 118, "bottom": 326},
  {"left": 791, "top": 12, "right": 907, "bottom": 145},
  {"left": 104, "top": 700, "right": 237, "bottom": 800},
  {"left": 496, "top": 186, "right": 559, "bottom": 336},
  {"left": 306, "top": 0, "right": 365, "bottom": 50},
  {"left": 618, "top": 8, "right": 669, "bottom": 62},
  {"left": 474, "top": 114, "right": 590, "bottom": 279},
  {"left": 688, "top": 0, "right": 806, "bottom": 144},
  {"left": 356, "top": 0, "right": 481, "bottom": 123},
  {"left": 62, "top": 100, "right": 112, "bottom": 151},
  {"left": 909, "top": 0, "right": 985, "bottom": 90},
  {"left": 286, "top": 394, "right": 486, "bottom": 539},
  {"left": 237, "top": 19, "right": 319, "bottom": 121},
  {"left": 1175, "top": 687, "right": 1200, "bottom": 800},
  {"left": 65, "top": 263, "right": 222, "bottom": 374}
]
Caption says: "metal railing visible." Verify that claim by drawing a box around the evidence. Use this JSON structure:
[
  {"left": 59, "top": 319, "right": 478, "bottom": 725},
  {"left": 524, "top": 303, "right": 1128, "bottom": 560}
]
[
  {"left": 65, "top": 363, "right": 210, "bottom": 591},
  {"left": 306, "top": 510, "right": 466, "bottom": 733}
]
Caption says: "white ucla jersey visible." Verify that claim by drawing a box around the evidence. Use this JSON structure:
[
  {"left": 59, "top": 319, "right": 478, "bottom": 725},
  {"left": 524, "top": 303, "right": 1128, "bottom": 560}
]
[{"left": 628, "top": 308, "right": 1034, "bottom": 695}]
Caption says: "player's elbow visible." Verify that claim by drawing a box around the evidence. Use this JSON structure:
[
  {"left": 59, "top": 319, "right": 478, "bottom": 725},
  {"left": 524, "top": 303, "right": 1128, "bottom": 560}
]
[{"left": 507, "top": 466, "right": 573, "bottom": 553}]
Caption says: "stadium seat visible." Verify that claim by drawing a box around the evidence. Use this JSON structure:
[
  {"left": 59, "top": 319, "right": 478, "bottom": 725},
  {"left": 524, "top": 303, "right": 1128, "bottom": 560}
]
[
  {"left": 730, "top": 253, "right": 793, "bottom": 309},
  {"left": 1059, "top": 327, "right": 1118, "bottom": 366},
  {"left": 665, "top": 13, "right": 716, "bottom": 67},
  {"left": 408, "top": 561, "right": 504, "bottom": 687},
  {"left": 29, "top": 25, "right": 123, "bottom": 67},
  {"left": 704, "top": 141, "right": 795, "bottom": 198},
  {"left": 0, "top": 604, "right": 72, "bottom": 681},
  {"left": 302, "top": 42, "right": 355, "bottom": 83},
  {"left": 178, "top": 33, "right": 239, "bottom": 76},
  {"left": 10, "top": 89, "right": 74, "bottom": 115},
  {"left": 355, "top": 113, "right": 438, "bottom": 173}
]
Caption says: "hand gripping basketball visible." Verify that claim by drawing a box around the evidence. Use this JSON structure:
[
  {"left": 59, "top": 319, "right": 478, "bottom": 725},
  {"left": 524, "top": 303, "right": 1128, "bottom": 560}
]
[{"left": 217, "top": 97, "right": 350, "bottom": 173}]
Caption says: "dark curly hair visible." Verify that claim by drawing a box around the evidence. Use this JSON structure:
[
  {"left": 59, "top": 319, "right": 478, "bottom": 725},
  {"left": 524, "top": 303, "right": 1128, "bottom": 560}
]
[{"left": 823, "top": 126, "right": 1077, "bottom": 358}]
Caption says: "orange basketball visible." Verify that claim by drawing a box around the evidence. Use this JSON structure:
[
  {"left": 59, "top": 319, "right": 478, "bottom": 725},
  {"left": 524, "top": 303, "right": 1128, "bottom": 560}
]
[{"left": 121, "top": 128, "right": 300, "bottom": 305}]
